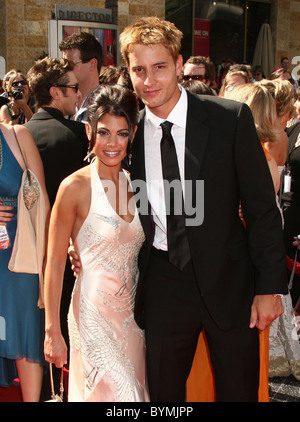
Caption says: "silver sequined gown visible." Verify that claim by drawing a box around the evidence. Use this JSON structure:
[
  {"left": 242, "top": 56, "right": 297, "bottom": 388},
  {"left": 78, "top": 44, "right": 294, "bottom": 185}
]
[{"left": 68, "top": 161, "right": 149, "bottom": 402}]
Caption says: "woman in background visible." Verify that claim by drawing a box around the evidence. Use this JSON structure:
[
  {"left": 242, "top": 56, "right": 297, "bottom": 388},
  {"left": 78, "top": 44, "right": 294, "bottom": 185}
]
[
  {"left": 0, "top": 71, "right": 35, "bottom": 125},
  {"left": 0, "top": 122, "right": 49, "bottom": 401}
]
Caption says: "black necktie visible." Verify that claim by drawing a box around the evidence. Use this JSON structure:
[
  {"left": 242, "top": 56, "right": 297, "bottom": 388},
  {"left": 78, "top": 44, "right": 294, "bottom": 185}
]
[{"left": 160, "top": 121, "right": 191, "bottom": 270}]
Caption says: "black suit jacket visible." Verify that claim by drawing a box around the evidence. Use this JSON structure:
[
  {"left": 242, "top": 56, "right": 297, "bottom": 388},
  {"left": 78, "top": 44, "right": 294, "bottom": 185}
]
[
  {"left": 25, "top": 107, "right": 88, "bottom": 207},
  {"left": 130, "top": 91, "right": 288, "bottom": 330}
]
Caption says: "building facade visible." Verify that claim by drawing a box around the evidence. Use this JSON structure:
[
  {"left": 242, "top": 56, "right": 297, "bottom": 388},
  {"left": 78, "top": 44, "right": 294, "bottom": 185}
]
[{"left": 0, "top": 0, "right": 299, "bottom": 80}]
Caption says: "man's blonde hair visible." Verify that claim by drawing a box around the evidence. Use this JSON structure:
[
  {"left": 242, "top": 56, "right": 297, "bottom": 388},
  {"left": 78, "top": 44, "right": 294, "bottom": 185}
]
[{"left": 120, "top": 16, "right": 183, "bottom": 64}]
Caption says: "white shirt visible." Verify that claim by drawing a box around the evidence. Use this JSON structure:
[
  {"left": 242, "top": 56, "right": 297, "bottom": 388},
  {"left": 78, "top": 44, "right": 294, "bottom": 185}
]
[
  {"left": 144, "top": 86, "right": 188, "bottom": 250},
  {"left": 73, "top": 85, "right": 100, "bottom": 123}
]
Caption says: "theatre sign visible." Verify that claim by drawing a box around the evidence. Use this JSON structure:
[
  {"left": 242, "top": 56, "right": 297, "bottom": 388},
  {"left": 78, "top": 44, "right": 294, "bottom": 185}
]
[
  {"left": 48, "top": 4, "right": 119, "bottom": 66},
  {"left": 54, "top": 4, "right": 113, "bottom": 24}
]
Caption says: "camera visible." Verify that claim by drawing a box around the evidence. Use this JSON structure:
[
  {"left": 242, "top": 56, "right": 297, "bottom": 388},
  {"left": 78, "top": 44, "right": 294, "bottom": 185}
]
[
  {"left": 0, "top": 93, "right": 9, "bottom": 107},
  {"left": 9, "top": 88, "right": 23, "bottom": 101}
]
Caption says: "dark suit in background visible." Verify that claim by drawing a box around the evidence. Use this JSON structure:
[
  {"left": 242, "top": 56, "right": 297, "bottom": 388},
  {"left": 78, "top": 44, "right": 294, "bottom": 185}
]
[{"left": 25, "top": 107, "right": 88, "bottom": 207}]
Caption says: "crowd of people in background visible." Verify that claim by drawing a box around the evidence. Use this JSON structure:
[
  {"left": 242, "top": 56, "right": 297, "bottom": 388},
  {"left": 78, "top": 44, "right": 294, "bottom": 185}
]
[
  {"left": 0, "top": 17, "right": 299, "bottom": 402},
  {"left": 1, "top": 52, "right": 300, "bottom": 124}
]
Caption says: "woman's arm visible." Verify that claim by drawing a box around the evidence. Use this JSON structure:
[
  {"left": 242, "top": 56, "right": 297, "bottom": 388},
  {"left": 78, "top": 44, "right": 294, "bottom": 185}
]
[
  {"left": 14, "top": 124, "right": 50, "bottom": 216},
  {"left": 0, "top": 104, "right": 12, "bottom": 124},
  {"left": 43, "top": 174, "right": 84, "bottom": 368},
  {"left": 14, "top": 96, "right": 34, "bottom": 122},
  {"left": 0, "top": 124, "right": 48, "bottom": 225}
]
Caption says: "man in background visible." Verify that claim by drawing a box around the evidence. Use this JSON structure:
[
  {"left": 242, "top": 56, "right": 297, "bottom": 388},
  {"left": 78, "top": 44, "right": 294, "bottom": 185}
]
[
  {"left": 281, "top": 56, "right": 299, "bottom": 91},
  {"left": 59, "top": 32, "right": 103, "bottom": 123},
  {"left": 25, "top": 57, "right": 88, "bottom": 400},
  {"left": 182, "top": 55, "right": 217, "bottom": 93}
]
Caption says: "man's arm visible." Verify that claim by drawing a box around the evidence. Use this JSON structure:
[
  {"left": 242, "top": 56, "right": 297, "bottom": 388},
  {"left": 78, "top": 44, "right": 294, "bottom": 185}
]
[{"left": 234, "top": 103, "right": 287, "bottom": 329}]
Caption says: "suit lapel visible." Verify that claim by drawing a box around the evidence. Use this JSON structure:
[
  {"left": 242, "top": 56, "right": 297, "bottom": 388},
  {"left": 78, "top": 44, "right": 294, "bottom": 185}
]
[
  {"left": 185, "top": 92, "right": 210, "bottom": 183},
  {"left": 130, "top": 110, "right": 154, "bottom": 247},
  {"left": 130, "top": 109, "right": 146, "bottom": 183}
]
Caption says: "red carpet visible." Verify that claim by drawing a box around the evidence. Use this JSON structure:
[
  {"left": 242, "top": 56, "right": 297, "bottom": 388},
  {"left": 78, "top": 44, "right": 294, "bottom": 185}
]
[
  {"left": 0, "top": 379, "right": 22, "bottom": 402},
  {"left": 0, "top": 369, "right": 69, "bottom": 402}
]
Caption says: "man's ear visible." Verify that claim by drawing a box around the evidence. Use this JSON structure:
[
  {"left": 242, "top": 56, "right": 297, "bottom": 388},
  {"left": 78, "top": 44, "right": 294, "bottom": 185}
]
[
  {"left": 49, "top": 86, "right": 60, "bottom": 100},
  {"left": 176, "top": 54, "right": 183, "bottom": 77},
  {"left": 89, "top": 57, "right": 98, "bottom": 71}
]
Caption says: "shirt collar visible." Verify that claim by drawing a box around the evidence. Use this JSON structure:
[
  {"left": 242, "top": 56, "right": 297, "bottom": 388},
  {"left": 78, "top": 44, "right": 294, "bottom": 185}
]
[{"left": 145, "top": 85, "right": 187, "bottom": 130}]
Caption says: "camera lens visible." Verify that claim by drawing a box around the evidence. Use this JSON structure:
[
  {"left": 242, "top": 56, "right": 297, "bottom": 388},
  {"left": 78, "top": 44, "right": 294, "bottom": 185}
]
[{"left": 11, "top": 88, "right": 23, "bottom": 100}]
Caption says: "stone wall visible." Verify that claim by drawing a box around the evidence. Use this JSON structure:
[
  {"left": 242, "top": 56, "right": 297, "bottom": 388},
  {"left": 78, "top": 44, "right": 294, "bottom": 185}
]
[
  {"left": 3, "top": 0, "right": 164, "bottom": 75},
  {"left": 3, "top": 0, "right": 298, "bottom": 78},
  {"left": 118, "top": 0, "right": 164, "bottom": 32},
  {"left": 273, "top": 0, "right": 300, "bottom": 77},
  {"left": 4, "top": 0, "right": 106, "bottom": 74},
  {"left": 0, "top": 0, "right": 6, "bottom": 63}
]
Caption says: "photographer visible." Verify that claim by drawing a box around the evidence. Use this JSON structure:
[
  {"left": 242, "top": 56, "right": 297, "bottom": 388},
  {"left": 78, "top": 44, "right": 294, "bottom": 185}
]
[{"left": 0, "top": 71, "right": 35, "bottom": 124}]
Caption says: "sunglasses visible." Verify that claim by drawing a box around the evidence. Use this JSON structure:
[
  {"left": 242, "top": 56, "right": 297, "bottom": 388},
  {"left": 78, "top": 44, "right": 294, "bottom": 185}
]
[
  {"left": 12, "top": 80, "right": 27, "bottom": 87},
  {"left": 53, "top": 83, "right": 79, "bottom": 93},
  {"left": 182, "top": 74, "right": 205, "bottom": 81}
]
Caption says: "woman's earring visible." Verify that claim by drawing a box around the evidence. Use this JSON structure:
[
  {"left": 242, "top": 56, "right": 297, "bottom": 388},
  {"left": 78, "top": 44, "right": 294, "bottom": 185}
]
[
  {"left": 84, "top": 150, "right": 93, "bottom": 162},
  {"left": 128, "top": 153, "right": 132, "bottom": 166}
]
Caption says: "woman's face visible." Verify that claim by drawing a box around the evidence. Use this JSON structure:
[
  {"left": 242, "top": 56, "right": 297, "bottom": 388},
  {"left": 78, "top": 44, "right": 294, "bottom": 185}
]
[
  {"left": 11, "top": 75, "right": 30, "bottom": 99},
  {"left": 88, "top": 113, "right": 134, "bottom": 170}
]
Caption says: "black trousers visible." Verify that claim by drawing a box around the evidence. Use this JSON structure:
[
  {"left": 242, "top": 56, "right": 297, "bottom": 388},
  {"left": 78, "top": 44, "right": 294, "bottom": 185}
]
[{"left": 143, "top": 248, "right": 259, "bottom": 402}]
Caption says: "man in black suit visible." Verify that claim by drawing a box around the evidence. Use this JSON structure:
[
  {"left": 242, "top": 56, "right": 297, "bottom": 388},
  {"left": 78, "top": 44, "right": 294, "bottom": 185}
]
[
  {"left": 25, "top": 57, "right": 88, "bottom": 207},
  {"left": 119, "top": 17, "right": 288, "bottom": 402},
  {"left": 25, "top": 57, "right": 88, "bottom": 400}
]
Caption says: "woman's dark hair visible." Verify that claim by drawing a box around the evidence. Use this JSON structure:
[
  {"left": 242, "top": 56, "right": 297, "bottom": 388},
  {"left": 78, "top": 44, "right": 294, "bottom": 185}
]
[{"left": 87, "top": 84, "right": 139, "bottom": 155}]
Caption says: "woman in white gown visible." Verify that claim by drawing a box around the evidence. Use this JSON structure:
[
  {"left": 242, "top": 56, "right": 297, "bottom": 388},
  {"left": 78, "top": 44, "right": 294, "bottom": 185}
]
[{"left": 44, "top": 85, "right": 149, "bottom": 402}]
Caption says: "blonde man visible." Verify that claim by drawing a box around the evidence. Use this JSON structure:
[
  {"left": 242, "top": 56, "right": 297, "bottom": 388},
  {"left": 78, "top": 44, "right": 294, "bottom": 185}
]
[{"left": 73, "top": 16, "right": 287, "bottom": 402}]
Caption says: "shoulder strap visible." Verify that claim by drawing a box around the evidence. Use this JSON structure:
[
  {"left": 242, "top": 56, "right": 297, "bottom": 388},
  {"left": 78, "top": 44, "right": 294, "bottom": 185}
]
[
  {"left": 12, "top": 126, "right": 27, "bottom": 170},
  {"left": 5, "top": 104, "right": 12, "bottom": 119}
]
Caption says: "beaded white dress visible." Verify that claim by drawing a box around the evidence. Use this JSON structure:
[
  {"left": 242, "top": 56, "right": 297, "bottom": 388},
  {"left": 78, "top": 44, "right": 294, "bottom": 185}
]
[{"left": 68, "top": 161, "right": 149, "bottom": 402}]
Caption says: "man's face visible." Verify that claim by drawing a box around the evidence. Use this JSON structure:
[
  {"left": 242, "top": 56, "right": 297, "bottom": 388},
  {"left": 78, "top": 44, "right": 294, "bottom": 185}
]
[
  {"left": 294, "top": 96, "right": 300, "bottom": 119},
  {"left": 59, "top": 71, "right": 79, "bottom": 116},
  {"left": 62, "top": 48, "right": 86, "bottom": 86},
  {"left": 281, "top": 59, "right": 289, "bottom": 70},
  {"left": 183, "top": 63, "right": 209, "bottom": 86},
  {"left": 253, "top": 71, "right": 263, "bottom": 81},
  {"left": 127, "top": 43, "right": 183, "bottom": 119}
]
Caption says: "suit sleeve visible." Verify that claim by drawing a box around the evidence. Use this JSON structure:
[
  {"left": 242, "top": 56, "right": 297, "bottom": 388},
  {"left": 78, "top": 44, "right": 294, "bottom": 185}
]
[{"left": 234, "top": 103, "right": 288, "bottom": 295}]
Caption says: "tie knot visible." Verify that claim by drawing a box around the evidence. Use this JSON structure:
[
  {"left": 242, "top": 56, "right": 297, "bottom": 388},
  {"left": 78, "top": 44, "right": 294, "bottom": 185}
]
[{"left": 161, "top": 121, "right": 173, "bottom": 137}]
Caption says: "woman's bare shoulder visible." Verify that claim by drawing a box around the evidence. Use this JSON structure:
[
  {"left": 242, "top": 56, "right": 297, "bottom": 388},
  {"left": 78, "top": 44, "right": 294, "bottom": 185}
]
[{"left": 58, "top": 165, "right": 91, "bottom": 197}]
